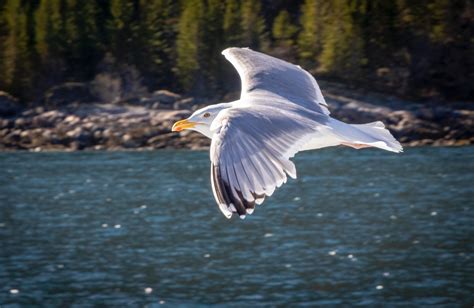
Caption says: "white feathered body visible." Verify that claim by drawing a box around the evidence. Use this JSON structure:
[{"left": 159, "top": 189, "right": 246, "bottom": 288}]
[{"left": 174, "top": 47, "right": 403, "bottom": 219}]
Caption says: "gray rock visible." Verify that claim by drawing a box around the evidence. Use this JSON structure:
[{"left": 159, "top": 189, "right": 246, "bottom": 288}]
[
  {"left": 64, "top": 115, "right": 81, "bottom": 126},
  {"left": 173, "top": 98, "right": 195, "bottom": 110},
  {"left": 0, "top": 128, "right": 9, "bottom": 137},
  {"left": 151, "top": 90, "right": 181, "bottom": 105},
  {"left": 14, "top": 118, "right": 29, "bottom": 128},
  {"left": 121, "top": 133, "right": 139, "bottom": 148},
  {"left": 66, "top": 127, "right": 83, "bottom": 139},
  {"left": 0, "top": 119, "right": 12, "bottom": 129}
]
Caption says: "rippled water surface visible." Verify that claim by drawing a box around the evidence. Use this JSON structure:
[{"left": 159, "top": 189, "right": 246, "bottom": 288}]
[{"left": 1, "top": 147, "right": 473, "bottom": 306}]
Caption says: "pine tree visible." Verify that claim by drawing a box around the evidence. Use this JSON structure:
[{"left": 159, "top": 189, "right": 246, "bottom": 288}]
[
  {"left": 273, "top": 10, "right": 298, "bottom": 47},
  {"left": 0, "top": 2, "right": 10, "bottom": 92},
  {"left": 56, "top": 0, "right": 100, "bottom": 80},
  {"left": 202, "top": 0, "right": 225, "bottom": 93},
  {"left": 139, "top": 0, "right": 175, "bottom": 87},
  {"left": 358, "top": 0, "right": 398, "bottom": 70},
  {"left": 298, "top": 0, "right": 328, "bottom": 64},
  {"left": 240, "top": 0, "right": 268, "bottom": 50},
  {"left": 34, "top": 0, "right": 66, "bottom": 91},
  {"left": 428, "top": 0, "right": 457, "bottom": 44},
  {"left": 1, "top": 0, "right": 31, "bottom": 98},
  {"left": 223, "top": 0, "right": 242, "bottom": 46},
  {"left": 109, "top": 0, "right": 137, "bottom": 63},
  {"left": 75, "top": 2, "right": 100, "bottom": 63},
  {"left": 175, "top": 0, "right": 205, "bottom": 91},
  {"left": 319, "top": 0, "right": 365, "bottom": 76},
  {"left": 272, "top": 10, "right": 298, "bottom": 61}
]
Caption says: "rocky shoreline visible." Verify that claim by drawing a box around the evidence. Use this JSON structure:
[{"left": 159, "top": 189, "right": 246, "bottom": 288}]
[{"left": 0, "top": 85, "right": 473, "bottom": 152}]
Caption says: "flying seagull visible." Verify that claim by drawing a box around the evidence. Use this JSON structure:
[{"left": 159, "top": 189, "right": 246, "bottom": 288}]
[{"left": 172, "top": 47, "right": 402, "bottom": 219}]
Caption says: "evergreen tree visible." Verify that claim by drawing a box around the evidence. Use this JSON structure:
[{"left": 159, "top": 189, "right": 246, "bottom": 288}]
[
  {"left": 223, "top": 0, "right": 242, "bottom": 46},
  {"left": 240, "top": 0, "right": 268, "bottom": 50},
  {"left": 1, "top": 0, "right": 31, "bottom": 98},
  {"left": 298, "top": 0, "right": 328, "bottom": 64},
  {"left": 75, "top": 2, "right": 100, "bottom": 65},
  {"left": 0, "top": 0, "right": 470, "bottom": 100},
  {"left": 428, "top": 0, "right": 459, "bottom": 43},
  {"left": 140, "top": 0, "right": 175, "bottom": 87},
  {"left": 272, "top": 10, "right": 297, "bottom": 47},
  {"left": 35, "top": 0, "right": 66, "bottom": 91},
  {"left": 35, "top": 0, "right": 61, "bottom": 61},
  {"left": 175, "top": 0, "right": 205, "bottom": 91},
  {"left": 319, "top": 0, "right": 365, "bottom": 76},
  {"left": 272, "top": 10, "right": 298, "bottom": 61},
  {"left": 109, "top": 0, "right": 138, "bottom": 63},
  {"left": 202, "top": 0, "right": 225, "bottom": 93},
  {"left": 0, "top": 2, "right": 10, "bottom": 92}
]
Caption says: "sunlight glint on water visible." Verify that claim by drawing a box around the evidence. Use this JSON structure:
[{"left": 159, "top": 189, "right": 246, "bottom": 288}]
[{"left": 0, "top": 147, "right": 473, "bottom": 306}]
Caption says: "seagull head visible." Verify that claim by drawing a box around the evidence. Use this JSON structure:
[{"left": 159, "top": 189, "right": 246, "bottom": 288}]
[{"left": 171, "top": 103, "right": 232, "bottom": 138}]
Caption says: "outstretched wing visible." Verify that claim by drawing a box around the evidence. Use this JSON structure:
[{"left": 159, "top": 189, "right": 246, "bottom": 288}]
[
  {"left": 210, "top": 106, "right": 326, "bottom": 219},
  {"left": 222, "top": 47, "right": 330, "bottom": 115}
]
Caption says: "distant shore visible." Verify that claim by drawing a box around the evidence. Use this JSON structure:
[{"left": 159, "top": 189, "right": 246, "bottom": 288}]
[{"left": 0, "top": 83, "right": 472, "bottom": 152}]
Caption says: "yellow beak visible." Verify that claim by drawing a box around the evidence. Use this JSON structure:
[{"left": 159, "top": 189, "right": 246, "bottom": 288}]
[{"left": 172, "top": 119, "right": 197, "bottom": 132}]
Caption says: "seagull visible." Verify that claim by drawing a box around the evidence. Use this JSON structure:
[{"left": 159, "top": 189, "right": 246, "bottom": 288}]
[{"left": 172, "top": 47, "right": 402, "bottom": 219}]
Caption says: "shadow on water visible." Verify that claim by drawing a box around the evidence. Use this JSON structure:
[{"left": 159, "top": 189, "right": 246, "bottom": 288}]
[{"left": 0, "top": 147, "right": 473, "bottom": 306}]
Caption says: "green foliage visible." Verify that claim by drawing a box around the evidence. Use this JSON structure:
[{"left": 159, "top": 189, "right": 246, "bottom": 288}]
[
  {"left": 240, "top": 0, "right": 268, "bottom": 50},
  {"left": 203, "top": 0, "right": 226, "bottom": 93},
  {"left": 298, "top": 0, "right": 328, "bottom": 63},
  {"left": 319, "top": 0, "right": 365, "bottom": 75},
  {"left": 223, "top": 0, "right": 242, "bottom": 46},
  {"left": 272, "top": 10, "right": 298, "bottom": 47},
  {"left": 0, "top": 0, "right": 471, "bottom": 101},
  {"left": 35, "top": 0, "right": 61, "bottom": 60},
  {"left": 109, "top": 0, "right": 137, "bottom": 62},
  {"left": 1, "top": 0, "right": 31, "bottom": 95},
  {"left": 175, "top": 0, "right": 205, "bottom": 91},
  {"left": 139, "top": 0, "right": 175, "bottom": 87}
]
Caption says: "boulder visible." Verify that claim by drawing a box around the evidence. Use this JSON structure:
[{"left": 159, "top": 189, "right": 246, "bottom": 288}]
[
  {"left": 14, "top": 117, "right": 30, "bottom": 128},
  {"left": 121, "top": 133, "right": 139, "bottom": 148},
  {"left": 31, "top": 110, "right": 65, "bottom": 127},
  {"left": 64, "top": 115, "right": 81, "bottom": 126},
  {"left": 173, "top": 98, "right": 195, "bottom": 110},
  {"left": 0, "top": 91, "right": 22, "bottom": 116},
  {"left": 0, "top": 119, "right": 12, "bottom": 129},
  {"left": 151, "top": 90, "right": 181, "bottom": 106},
  {"left": 43, "top": 82, "right": 96, "bottom": 107}
]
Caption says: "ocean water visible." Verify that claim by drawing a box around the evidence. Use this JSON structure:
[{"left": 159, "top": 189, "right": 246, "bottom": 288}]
[{"left": 0, "top": 147, "right": 473, "bottom": 306}]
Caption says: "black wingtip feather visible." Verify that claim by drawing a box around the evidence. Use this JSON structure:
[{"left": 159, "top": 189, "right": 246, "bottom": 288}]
[{"left": 212, "top": 163, "right": 261, "bottom": 217}]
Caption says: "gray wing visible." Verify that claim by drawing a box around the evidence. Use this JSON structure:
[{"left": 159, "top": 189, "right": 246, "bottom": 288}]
[
  {"left": 222, "top": 47, "right": 330, "bottom": 115},
  {"left": 210, "top": 106, "right": 325, "bottom": 219}
]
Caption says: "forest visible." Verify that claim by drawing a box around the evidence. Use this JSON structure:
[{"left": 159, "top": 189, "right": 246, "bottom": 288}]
[{"left": 0, "top": 0, "right": 472, "bottom": 103}]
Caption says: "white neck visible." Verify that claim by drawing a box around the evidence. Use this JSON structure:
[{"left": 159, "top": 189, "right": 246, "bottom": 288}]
[{"left": 193, "top": 101, "right": 236, "bottom": 138}]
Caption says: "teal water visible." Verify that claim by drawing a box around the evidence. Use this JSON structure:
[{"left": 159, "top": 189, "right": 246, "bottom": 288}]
[{"left": 0, "top": 147, "right": 473, "bottom": 306}]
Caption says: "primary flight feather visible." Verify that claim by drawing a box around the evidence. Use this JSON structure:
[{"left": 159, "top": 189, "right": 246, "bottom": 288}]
[{"left": 172, "top": 47, "right": 402, "bottom": 219}]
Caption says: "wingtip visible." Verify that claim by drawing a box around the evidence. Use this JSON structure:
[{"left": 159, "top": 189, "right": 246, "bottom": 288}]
[{"left": 218, "top": 203, "right": 233, "bottom": 219}]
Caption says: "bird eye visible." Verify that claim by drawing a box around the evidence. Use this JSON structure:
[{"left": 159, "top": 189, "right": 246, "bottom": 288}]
[{"left": 203, "top": 112, "right": 211, "bottom": 118}]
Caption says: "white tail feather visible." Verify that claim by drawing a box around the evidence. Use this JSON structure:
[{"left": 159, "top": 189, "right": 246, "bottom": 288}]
[
  {"left": 329, "top": 119, "right": 403, "bottom": 153},
  {"left": 350, "top": 121, "right": 403, "bottom": 153}
]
